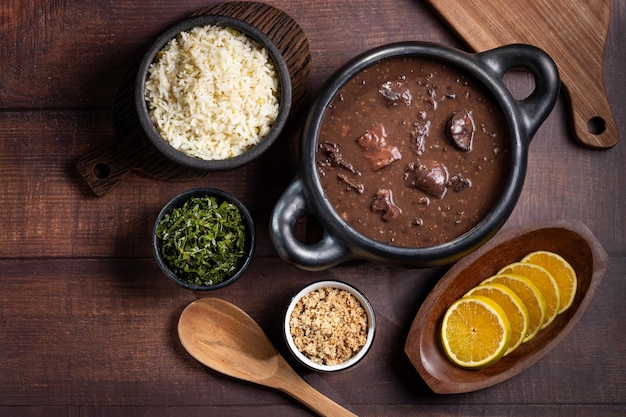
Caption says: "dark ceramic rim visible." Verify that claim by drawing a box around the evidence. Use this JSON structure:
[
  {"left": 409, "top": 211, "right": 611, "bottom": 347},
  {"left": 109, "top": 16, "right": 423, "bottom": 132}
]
[
  {"left": 300, "top": 42, "right": 552, "bottom": 265},
  {"left": 135, "top": 14, "right": 292, "bottom": 171},
  {"left": 152, "top": 188, "right": 256, "bottom": 291},
  {"left": 283, "top": 280, "right": 376, "bottom": 372}
]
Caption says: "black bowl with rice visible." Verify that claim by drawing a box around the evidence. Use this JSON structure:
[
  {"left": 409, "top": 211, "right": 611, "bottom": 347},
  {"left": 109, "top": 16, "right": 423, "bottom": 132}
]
[{"left": 135, "top": 15, "right": 292, "bottom": 170}]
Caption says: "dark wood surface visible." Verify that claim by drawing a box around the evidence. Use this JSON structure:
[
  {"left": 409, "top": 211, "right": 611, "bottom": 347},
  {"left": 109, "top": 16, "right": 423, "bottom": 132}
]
[{"left": 0, "top": 1, "right": 624, "bottom": 416}]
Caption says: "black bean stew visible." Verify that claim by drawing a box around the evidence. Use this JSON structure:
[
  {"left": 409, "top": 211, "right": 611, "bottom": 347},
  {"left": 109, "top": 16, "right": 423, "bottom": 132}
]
[{"left": 316, "top": 56, "right": 511, "bottom": 248}]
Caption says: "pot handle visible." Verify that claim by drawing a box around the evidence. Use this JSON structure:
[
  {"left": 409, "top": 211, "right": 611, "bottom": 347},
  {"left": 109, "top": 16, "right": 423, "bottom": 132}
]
[
  {"left": 270, "top": 178, "right": 353, "bottom": 271},
  {"left": 476, "top": 44, "right": 560, "bottom": 142}
]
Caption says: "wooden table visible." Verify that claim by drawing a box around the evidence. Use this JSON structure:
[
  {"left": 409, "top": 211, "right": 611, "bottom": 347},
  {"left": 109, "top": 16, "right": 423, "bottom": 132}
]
[{"left": 1, "top": 1, "right": 624, "bottom": 415}]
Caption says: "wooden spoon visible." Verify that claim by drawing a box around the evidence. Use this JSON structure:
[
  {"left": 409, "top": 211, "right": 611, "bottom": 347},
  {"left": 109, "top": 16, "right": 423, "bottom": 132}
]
[{"left": 177, "top": 297, "right": 358, "bottom": 417}]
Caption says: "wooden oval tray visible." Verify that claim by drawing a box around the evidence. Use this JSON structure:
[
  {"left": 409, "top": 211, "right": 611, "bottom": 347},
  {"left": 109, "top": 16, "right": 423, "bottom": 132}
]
[
  {"left": 405, "top": 219, "right": 609, "bottom": 394},
  {"left": 76, "top": 1, "right": 311, "bottom": 197}
]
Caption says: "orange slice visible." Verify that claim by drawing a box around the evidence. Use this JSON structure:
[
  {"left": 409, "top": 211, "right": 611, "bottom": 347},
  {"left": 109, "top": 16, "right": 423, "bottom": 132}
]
[
  {"left": 521, "top": 251, "right": 577, "bottom": 314},
  {"left": 482, "top": 273, "right": 546, "bottom": 342},
  {"left": 465, "top": 283, "right": 529, "bottom": 355},
  {"left": 498, "top": 262, "right": 560, "bottom": 329},
  {"left": 440, "top": 295, "right": 511, "bottom": 369}
]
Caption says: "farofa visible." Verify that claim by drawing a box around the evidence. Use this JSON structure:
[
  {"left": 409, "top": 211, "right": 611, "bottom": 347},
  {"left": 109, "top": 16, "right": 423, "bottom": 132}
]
[
  {"left": 144, "top": 25, "right": 280, "bottom": 161},
  {"left": 289, "top": 287, "right": 368, "bottom": 366}
]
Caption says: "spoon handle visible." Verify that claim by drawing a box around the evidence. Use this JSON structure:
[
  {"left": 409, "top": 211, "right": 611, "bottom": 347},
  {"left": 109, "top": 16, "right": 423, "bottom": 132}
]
[{"left": 277, "top": 375, "right": 358, "bottom": 417}]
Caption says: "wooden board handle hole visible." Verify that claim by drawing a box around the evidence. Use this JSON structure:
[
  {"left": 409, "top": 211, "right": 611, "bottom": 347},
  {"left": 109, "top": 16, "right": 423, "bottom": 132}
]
[
  {"left": 93, "top": 163, "right": 112, "bottom": 180},
  {"left": 587, "top": 116, "right": 607, "bottom": 135}
]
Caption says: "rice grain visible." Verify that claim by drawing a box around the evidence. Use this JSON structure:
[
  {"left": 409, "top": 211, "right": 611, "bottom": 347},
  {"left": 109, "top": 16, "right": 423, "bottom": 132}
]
[{"left": 144, "top": 25, "right": 280, "bottom": 160}]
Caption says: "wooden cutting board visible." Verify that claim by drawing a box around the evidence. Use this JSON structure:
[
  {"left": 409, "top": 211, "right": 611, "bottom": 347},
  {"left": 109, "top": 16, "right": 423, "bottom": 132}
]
[
  {"left": 426, "top": 0, "right": 618, "bottom": 149},
  {"left": 77, "top": 1, "right": 311, "bottom": 197}
]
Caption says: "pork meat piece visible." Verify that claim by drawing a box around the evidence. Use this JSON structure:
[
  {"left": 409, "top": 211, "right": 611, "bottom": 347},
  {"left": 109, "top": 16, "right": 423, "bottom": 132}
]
[
  {"left": 318, "top": 141, "right": 358, "bottom": 174},
  {"left": 363, "top": 147, "right": 403, "bottom": 171},
  {"left": 447, "top": 109, "right": 475, "bottom": 151},
  {"left": 357, "top": 122, "right": 402, "bottom": 171},
  {"left": 371, "top": 188, "right": 402, "bottom": 221},
  {"left": 410, "top": 119, "right": 431, "bottom": 156},
  {"left": 404, "top": 159, "right": 449, "bottom": 199},
  {"left": 356, "top": 122, "right": 388, "bottom": 149},
  {"left": 379, "top": 80, "right": 412, "bottom": 107}
]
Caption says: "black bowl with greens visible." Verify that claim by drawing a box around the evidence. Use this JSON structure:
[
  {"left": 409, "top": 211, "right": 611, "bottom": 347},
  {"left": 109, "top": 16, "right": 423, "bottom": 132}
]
[{"left": 152, "top": 188, "right": 255, "bottom": 290}]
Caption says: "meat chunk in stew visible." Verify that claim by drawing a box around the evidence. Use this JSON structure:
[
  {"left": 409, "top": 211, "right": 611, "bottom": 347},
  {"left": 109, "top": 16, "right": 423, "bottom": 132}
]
[
  {"left": 357, "top": 122, "right": 402, "bottom": 171},
  {"left": 379, "top": 80, "right": 412, "bottom": 107},
  {"left": 404, "top": 159, "right": 449, "bottom": 199},
  {"left": 447, "top": 109, "right": 475, "bottom": 151},
  {"left": 371, "top": 189, "right": 401, "bottom": 221}
]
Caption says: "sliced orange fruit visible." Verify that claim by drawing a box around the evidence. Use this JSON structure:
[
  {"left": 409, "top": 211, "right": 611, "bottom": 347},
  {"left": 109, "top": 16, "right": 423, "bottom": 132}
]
[
  {"left": 521, "top": 251, "right": 577, "bottom": 314},
  {"left": 441, "top": 295, "right": 512, "bottom": 369},
  {"left": 482, "top": 273, "right": 546, "bottom": 342},
  {"left": 465, "top": 283, "right": 529, "bottom": 355},
  {"left": 498, "top": 262, "right": 560, "bottom": 329}
]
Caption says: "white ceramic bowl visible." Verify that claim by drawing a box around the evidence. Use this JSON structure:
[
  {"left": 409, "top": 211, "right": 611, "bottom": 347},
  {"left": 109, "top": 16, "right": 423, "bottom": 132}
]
[{"left": 284, "top": 280, "right": 376, "bottom": 372}]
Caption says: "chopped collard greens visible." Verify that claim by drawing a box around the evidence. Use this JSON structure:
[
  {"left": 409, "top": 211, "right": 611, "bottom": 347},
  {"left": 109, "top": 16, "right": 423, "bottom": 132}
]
[{"left": 156, "top": 195, "right": 247, "bottom": 286}]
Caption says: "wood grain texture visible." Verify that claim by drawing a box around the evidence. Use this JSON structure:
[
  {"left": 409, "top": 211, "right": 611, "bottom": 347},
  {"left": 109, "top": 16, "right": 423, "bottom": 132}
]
[
  {"left": 76, "top": 1, "right": 311, "bottom": 196},
  {"left": 406, "top": 220, "right": 608, "bottom": 394},
  {"left": 178, "top": 298, "right": 359, "bottom": 416},
  {"left": 0, "top": 0, "right": 624, "bottom": 416},
  {"left": 0, "top": 257, "right": 623, "bottom": 409},
  {"left": 425, "top": 0, "right": 618, "bottom": 149}
]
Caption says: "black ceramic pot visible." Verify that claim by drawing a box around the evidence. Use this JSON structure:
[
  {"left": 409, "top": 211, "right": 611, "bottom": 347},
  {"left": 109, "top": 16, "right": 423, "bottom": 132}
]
[{"left": 270, "top": 42, "right": 560, "bottom": 271}]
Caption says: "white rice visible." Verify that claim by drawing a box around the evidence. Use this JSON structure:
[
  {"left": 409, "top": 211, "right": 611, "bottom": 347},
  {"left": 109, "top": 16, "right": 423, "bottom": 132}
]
[{"left": 144, "top": 25, "right": 280, "bottom": 160}]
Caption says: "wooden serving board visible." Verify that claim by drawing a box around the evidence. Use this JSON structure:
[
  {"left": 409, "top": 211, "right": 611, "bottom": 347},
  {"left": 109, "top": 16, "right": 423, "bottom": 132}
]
[
  {"left": 426, "top": 0, "right": 618, "bottom": 149},
  {"left": 77, "top": 1, "right": 311, "bottom": 197}
]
